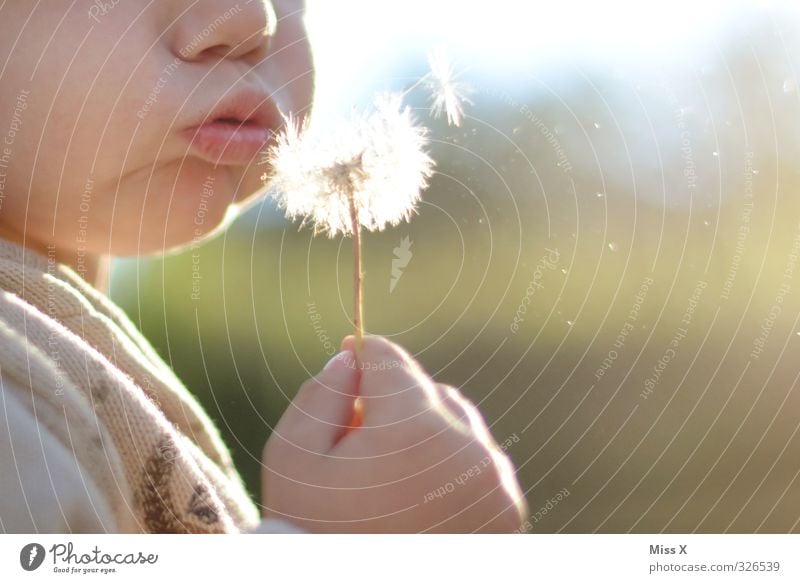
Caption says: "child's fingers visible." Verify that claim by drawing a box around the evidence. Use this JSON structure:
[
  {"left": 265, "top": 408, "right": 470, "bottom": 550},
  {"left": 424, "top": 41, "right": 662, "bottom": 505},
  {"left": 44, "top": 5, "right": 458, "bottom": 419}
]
[
  {"left": 354, "top": 335, "right": 440, "bottom": 426},
  {"left": 437, "top": 384, "right": 528, "bottom": 519},
  {"left": 432, "top": 384, "right": 472, "bottom": 435},
  {"left": 276, "top": 350, "right": 360, "bottom": 453},
  {"left": 437, "top": 384, "right": 496, "bottom": 447},
  {"left": 340, "top": 335, "right": 356, "bottom": 352}
]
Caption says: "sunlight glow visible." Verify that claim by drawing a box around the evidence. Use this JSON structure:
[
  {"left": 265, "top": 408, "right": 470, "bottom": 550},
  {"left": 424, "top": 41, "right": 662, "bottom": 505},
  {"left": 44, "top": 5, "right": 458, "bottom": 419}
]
[{"left": 305, "top": 0, "right": 791, "bottom": 113}]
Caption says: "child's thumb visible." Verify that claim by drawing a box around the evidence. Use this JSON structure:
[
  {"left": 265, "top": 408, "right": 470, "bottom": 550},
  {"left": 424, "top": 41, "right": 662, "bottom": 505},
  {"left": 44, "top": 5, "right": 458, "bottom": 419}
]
[{"left": 283, "top": 350, "right": 360, "bottom": 453}]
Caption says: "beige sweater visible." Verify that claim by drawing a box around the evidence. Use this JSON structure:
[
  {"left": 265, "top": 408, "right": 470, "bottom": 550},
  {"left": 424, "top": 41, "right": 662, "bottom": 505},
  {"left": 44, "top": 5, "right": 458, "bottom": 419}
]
[{"left": 0, "top": 238, "right": 296, "bottom": 533}]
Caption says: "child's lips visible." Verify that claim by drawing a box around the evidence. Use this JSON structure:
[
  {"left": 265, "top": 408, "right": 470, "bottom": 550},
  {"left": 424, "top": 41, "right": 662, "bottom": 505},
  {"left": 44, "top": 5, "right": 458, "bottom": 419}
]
[
  {"left": 181, "top": 121, "right": 273, "bottom": 166},
  {"left": 181, "top": 90, "right": 281, "bottom": 166}
]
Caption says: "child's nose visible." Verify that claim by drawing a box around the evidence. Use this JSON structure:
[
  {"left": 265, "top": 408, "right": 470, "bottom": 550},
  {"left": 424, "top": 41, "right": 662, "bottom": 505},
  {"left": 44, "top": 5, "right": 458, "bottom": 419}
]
[{"left": 171, "top": 0, "right": 277, "bottom": 62}]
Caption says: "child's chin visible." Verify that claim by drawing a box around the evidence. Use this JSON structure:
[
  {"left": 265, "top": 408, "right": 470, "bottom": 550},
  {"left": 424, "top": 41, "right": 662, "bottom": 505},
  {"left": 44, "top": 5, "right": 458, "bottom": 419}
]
[
  {"left": 112, "top": 209, "right": 230, "bottom": 256},
  {"left": 160, "top": 220, "right": 227, "bottom": 255}
]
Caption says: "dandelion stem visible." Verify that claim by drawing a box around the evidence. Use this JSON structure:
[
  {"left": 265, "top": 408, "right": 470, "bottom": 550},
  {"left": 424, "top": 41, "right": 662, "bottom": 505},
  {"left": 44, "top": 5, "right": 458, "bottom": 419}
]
[{"left": 348, "top": 193, "right": 365, "bottom": 356}]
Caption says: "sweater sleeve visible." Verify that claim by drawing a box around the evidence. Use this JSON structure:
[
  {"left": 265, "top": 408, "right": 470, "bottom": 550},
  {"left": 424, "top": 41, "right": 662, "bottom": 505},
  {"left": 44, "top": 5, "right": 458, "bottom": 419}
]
[{"left": 0, "top": 375, "right": 120, "bottom": 533}]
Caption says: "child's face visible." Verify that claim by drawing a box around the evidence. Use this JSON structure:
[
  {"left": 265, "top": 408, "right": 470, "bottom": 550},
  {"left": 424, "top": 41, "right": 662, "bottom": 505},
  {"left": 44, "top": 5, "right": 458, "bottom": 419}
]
[{"left": 0, "top": 0, "right": 312, "bottom": 256}]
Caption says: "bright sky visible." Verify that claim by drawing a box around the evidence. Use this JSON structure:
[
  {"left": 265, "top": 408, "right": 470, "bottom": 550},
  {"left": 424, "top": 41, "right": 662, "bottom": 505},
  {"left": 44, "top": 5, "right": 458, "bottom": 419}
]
[{"left": 306, "top": 0, "right": 796, "bottom": 116}]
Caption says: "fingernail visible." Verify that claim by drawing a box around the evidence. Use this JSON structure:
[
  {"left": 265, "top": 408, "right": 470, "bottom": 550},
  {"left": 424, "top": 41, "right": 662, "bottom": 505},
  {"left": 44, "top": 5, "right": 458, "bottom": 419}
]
[{"left": 324, "top": 350, "right": 353, "bottom": 372}]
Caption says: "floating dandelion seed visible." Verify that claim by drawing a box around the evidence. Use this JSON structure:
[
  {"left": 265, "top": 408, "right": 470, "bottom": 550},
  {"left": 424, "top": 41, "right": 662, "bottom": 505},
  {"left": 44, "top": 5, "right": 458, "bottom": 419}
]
[
  {"left": 398, "top": 47, "right": 473, "bottom": 128},
  {"left": 424, "top": 47, "right": 473, "bottom": 127},
  {"left": 264, "top": 93, "right": 435, "bottom": 350}
]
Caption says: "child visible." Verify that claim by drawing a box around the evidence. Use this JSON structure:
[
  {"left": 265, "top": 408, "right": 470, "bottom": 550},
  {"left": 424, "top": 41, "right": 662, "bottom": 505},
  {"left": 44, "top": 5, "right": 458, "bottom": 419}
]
[{"left": 0, "top": 0, "right": 527, "bottom": 533}]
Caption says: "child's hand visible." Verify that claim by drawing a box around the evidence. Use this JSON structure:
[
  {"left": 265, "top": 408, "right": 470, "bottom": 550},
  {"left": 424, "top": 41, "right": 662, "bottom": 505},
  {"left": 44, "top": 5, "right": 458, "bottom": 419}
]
[{"left": 262, "top": 335, "right": 528, "bottom": 532}]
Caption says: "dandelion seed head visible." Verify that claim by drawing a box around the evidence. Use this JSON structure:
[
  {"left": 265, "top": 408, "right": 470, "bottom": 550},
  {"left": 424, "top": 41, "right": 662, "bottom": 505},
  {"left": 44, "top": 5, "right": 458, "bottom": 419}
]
[
  {"left": 323, "top": 153, "right": 368, "bottom": 195},
  {"left": 264, "top": 93, "right": 435, "bottom": 237},
  {"left": 426, "top": 47, "right": 473, "bottom": 127}
]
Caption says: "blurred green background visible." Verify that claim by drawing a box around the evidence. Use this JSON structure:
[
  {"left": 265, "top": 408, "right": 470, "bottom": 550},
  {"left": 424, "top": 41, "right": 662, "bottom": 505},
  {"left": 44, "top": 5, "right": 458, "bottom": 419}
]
[{"left": 111, "top": 3, "right": 800, "bottom": 532}]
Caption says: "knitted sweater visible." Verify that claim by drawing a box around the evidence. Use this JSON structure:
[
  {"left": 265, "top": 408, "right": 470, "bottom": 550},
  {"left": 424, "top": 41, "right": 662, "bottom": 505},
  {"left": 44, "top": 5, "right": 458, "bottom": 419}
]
[{"left": 0, "top": 238, "right": 297, "bottom": 534}]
